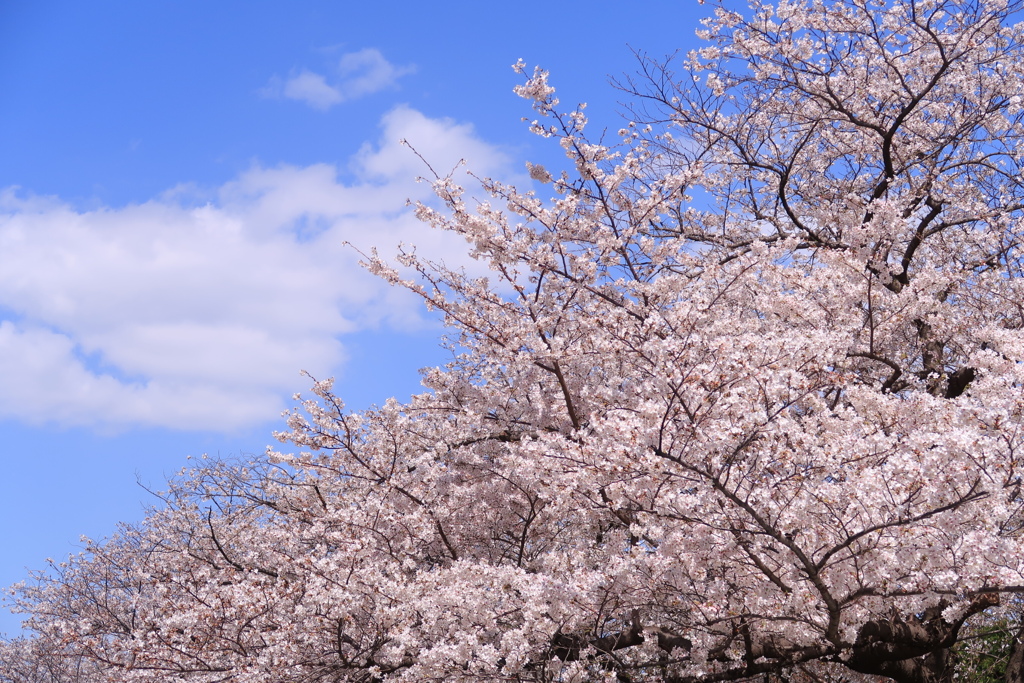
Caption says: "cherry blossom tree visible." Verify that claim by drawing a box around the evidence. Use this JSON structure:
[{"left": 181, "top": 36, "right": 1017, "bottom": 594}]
[{"left": 6, "top": 0, "right": 1024, "bottom": 680}]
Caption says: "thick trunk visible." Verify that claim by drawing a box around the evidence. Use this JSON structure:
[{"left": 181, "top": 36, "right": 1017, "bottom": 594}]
[
  {"left": 845, "top": 594, "right": 999, "bottom": 683},
  {"left": 1006, "top": 628, "right": 1024, "bottom": 683}
]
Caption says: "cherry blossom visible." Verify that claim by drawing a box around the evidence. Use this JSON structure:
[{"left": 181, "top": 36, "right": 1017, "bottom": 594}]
[{"left": 6, "top": 0, "right": 1024, "bottom": 680}]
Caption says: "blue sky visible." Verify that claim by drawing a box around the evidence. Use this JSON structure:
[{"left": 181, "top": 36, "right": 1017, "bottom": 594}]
[{"left": 0, "top": 0, "right": 703, "bottom": 634}]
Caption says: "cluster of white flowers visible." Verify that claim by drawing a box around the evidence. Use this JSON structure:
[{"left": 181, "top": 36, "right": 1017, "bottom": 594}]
[{"left": 6, "top": 0, "right": 1024, "bottom": 681}]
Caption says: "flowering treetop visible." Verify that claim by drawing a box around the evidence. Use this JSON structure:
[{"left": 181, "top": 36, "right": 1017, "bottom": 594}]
[{"left": 5, "top": 0, "right": 1024, "bottom": 681}]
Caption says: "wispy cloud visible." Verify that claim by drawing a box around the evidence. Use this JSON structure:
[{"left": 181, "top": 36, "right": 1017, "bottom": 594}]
[
  {"left": 335, "top": 48, "right": 416, "bottom": 100},
  {"left": 0, "top": 107, "right": 510, "bottom": 432},
  {"left": 280, "top": 70, "right": 344, "bottom": 110},
  {"left": 262, "top": 48, "right": 415, "bottom": 110}
]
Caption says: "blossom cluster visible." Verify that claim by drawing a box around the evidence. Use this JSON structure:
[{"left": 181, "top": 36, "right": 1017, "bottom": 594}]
[{"left": 6, "top": 0, "right": 1024, "bottom": 681}]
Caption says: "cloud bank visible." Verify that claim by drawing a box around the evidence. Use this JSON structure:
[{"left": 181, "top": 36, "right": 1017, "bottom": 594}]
[
  {"left": 0, "top": 107, "right": 510, "bottom": 432},
  {"left": 263, "top": 48, "right": 416, "bottom": 110}
]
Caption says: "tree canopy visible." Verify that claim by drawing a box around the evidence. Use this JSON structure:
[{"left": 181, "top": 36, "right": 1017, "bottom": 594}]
[{"left": 6, "top": 0, "right": 1024, "bottom": 680}]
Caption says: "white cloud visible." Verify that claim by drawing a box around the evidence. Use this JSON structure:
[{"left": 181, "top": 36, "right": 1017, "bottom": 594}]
[
  {"left": 0, "top": 107, "right": 512, "bottom": 432},
  {"left": 281, "top": 70, "right": 344, "bottom": 110},
  {"left": 336, "top": 48, "right": 416, "bottom": 100},
  {"left": 354, "top": 106, "right": 509, "bottom": 181},
  {"left": 262, "top": 48, "right": 415, "bottom": 110}
]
